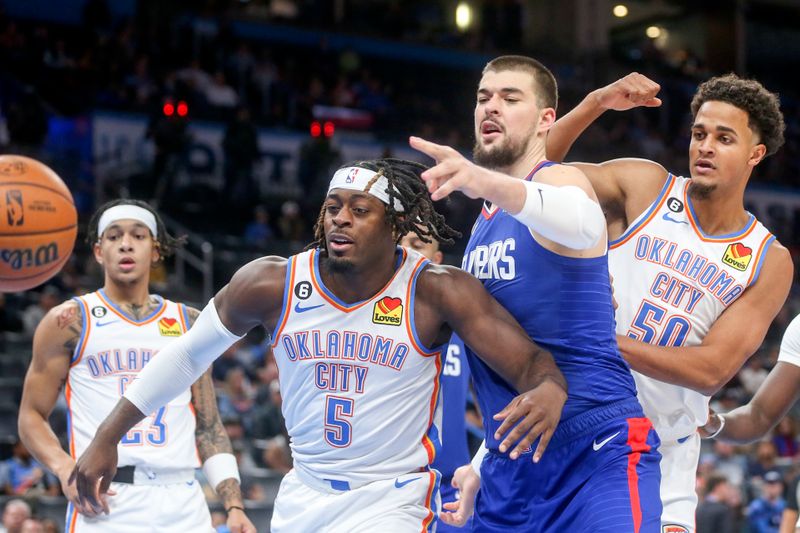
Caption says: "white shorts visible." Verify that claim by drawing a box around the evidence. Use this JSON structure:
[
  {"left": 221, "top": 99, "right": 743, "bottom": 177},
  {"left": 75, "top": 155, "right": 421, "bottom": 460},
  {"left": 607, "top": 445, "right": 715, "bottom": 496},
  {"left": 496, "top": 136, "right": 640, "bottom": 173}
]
[
  {"left": 271, "top": 469, "right": 441, "bottom": 533},
  {"left": 658, "top": 431, "right": 701, "bottom": 532},
  {"left": 65, "top": 480, "right": 213, "bottom": 533}
]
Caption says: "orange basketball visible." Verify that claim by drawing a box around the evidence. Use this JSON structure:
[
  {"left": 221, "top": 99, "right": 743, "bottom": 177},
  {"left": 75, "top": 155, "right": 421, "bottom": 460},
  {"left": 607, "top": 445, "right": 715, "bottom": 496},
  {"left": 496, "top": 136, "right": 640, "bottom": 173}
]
[{"left": 0, "top": 155, "right": 77, "bottom": 292}]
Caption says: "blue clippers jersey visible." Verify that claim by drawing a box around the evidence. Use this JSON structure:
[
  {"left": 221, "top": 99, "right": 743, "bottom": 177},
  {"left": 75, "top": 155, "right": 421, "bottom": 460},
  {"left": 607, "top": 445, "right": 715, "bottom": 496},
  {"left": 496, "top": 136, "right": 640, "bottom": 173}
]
[
  {"left": 462, "top": 162, "right": 637, "bottom": 451},
  {"left": 432, "top": 334, "right": 471, "bottom": 477}
]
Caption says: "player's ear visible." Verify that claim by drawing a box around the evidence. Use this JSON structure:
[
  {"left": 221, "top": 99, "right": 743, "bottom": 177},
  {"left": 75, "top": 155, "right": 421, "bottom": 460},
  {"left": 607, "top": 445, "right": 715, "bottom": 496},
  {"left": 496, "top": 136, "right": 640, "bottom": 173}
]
[
  {"left": 151, "top": 240, "right": 162, "bottom": 263},
  {"left": 93, "top": 241, "right": 103, "bottom": 265},
  {"left": 538, "top": 107, "right": 556, "bottom": 133},
  {"left": 748, "top": 143, "right": 767, "bottom": 167}
]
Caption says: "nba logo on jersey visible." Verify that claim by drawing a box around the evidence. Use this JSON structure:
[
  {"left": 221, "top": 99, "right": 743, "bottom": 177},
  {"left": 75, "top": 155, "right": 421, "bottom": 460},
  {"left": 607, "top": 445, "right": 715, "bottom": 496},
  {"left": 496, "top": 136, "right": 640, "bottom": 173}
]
[
  {"left": 722, "top": 242, "right": 752, "bottom": 271},
  {"left": 158, "top": 317, "right": 182, "bottom": 337},
  {"left": 372, "top": 296, "right": 403, "bottom": 326}
]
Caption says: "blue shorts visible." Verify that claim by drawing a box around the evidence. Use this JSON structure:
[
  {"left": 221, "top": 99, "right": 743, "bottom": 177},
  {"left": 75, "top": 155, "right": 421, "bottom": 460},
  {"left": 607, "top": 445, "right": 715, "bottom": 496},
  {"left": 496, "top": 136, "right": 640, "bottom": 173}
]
[
  {"left": 474, "top": 399, "right": 662, "bottom": 532},
  {"left": 438, "top": 476, "right": 474, "bottom": 533}
]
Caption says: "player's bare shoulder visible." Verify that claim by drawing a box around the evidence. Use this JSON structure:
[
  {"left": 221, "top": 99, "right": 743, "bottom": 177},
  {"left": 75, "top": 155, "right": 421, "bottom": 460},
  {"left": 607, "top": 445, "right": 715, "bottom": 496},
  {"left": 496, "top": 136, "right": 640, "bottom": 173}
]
[
  {"left": 415, "top": 263, "right": 484, "bottom": 305},
  {"left": 35, "top": 298, "right": 84, "bottom": 357},
  {"left": 216, "top": 255, "right": 289, "bottom": 332}
]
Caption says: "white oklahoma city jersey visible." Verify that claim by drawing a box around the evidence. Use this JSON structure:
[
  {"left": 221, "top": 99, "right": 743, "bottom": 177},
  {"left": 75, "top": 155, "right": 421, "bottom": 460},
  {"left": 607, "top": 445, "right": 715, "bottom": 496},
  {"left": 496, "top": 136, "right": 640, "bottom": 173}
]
[
  {"left": 272, "top": 247, "right": 442, "bottom": 488},
  {"left": 610, "top": 174, "right": 775, "bottom": 440},
  {"left": 67, "top": 290, "right": 199, "bottom": 469},
  {"left": 778, "top": 315, "right": 800, "bottom": 367}
]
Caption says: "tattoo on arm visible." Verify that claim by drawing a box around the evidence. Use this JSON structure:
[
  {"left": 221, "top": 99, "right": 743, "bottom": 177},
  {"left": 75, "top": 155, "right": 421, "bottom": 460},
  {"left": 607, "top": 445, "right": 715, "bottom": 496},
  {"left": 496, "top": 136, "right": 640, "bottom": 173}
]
[
  {"left": 59, "top": 304, "right": 83, "bottom": 354},
  {"left": 186, "top": 307, "right": 200, "bottom": 329},
  {"left": 216, "top": 478, "right": 245, "bottom": 508},
  {"left": 193, "top": 371, "right": 233, "bottom": 460}
]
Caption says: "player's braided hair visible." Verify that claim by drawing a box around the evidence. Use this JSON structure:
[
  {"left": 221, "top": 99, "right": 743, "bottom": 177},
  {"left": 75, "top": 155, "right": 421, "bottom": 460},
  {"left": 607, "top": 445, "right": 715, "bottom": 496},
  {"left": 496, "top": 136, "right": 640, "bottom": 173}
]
[
  {"left": 86, "top": 199, "right": 186, "bottom": 258},
  {"left": 308, "top": 158, "right": 461, "bottom": 254}
]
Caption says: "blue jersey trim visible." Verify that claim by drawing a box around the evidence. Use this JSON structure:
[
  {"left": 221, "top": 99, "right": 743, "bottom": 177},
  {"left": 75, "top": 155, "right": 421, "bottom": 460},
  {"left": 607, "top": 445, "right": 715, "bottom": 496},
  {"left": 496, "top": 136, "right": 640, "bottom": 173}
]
[
  {"left": 312, "top": 247, "right": 407, "bottom": 310},
  {"left": 686, "top": 192, "right": 756, "bottom": 240},
  {"left": 179, "top": 303, "right": 190, "bottom": 331},
  {"left": 270, "top": 255, "right": 295, "bottom": 348},
  {"left": 70, "top": 296, "right": 87, "bottom": 365},
  {"left": 407, "top": 258, "right": 444, "bottom": 356},
  {"left": 750, "top": 235, "right": 776, "bottom": 287},
  {"left": 609, "top": 173, "right": 675, "bottom": 247},
  {"left": 98, "top": 288, "right": 164, "bottom": 324}
]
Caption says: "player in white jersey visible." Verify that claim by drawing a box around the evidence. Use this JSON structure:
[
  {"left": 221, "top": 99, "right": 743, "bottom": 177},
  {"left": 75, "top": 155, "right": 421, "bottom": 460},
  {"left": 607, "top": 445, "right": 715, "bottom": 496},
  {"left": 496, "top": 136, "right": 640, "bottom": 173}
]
[
  {"left": 698, "top": 313, "right": 800, "bottom": 442},
  {"left": 18, "top": 200, "right": 256, "bottom": 533},
  {"left": 545, "top": 73, "right": 794, "bottom": 530},
  {"left": 70, "top": 159, "right": 568, "bottom": 533}
]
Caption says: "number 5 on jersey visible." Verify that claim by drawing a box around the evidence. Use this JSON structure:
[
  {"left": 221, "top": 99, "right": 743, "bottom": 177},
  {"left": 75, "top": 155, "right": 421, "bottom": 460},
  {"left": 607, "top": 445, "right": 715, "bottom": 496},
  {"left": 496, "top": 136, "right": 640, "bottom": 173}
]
[{"left": 325, "top": 396, "right": 354, "bottom": 447}]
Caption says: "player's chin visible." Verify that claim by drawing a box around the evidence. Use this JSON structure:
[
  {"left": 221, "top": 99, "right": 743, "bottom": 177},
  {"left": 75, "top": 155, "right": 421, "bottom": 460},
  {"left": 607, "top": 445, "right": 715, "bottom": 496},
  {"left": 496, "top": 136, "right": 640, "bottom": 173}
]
[{"left": 327, "top": 256, "right": 356, "bottom": 273}]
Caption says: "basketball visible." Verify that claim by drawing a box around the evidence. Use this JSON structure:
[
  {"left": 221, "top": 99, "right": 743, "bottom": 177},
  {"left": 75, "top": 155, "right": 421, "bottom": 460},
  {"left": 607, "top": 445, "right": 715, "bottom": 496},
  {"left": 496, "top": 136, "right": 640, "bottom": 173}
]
[{"left": 0, "top": 155, "right": 77, "bottom": 292}]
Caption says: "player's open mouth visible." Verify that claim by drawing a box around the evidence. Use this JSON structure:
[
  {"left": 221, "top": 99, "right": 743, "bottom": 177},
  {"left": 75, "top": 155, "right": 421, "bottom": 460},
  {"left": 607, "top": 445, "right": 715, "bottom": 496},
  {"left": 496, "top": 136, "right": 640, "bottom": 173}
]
[
  {"left": 329, "top": 234, "right": 354, "bottom": 252},
  {"left": 694, "top": 159, "right": 715, "bottom": 175},
  {"left": 119, "top": 257, "right": 136, "bottom": 270},
  {"left": 480, "top": 120, "right": 502, "bottom": 141}
]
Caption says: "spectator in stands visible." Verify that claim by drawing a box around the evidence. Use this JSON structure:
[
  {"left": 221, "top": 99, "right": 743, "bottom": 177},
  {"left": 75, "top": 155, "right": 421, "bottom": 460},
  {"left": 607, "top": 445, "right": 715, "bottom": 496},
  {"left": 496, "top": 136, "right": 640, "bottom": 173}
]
[
  {"left": 747, "top": 470, "right": 785, "bottom": 533},
  {"left": 748, "top": 440, "right": 781, "bottom": 481},
  {"left": 696, "top": 473, "right": 738, "bottom": 533},
  {"left": 21, "top": 287, "right": 60, "bottom": 338},
  {"left": 216, "top": 367, "right": 256, "bottom": 429},
  {"left": 781, "top": 471, "right": 800, "bottom": 532},
  {"left": 37, "top": 520, "right": 57, "bottom": 533},
  {"left": 243, "top": 206, "right": 274, "bottom": 251},
  {"left": 19, "top": 519, "right": 43, "bottom": 533},
  {"left": 0, "top": 499, "right": 31, "bottom": 533},
  {"left": 211, "top": 340, "right": 247, "bottom": 384},
  {"left": 0, "top": 438, "right": 58, "bottom": 496},
  {"left": 297, "top": 135, "right": 342, "bottom": 205},
  {"left": 772, "top": 417, "right": 800, "bottom": 458},
  {"left": 251, "top": 380, "right": 291, "bottom": 473},
  {"left": 0, "top": 293, "right": 23, "bottom": 348},
  {"left": 205, "top": 71, "right": 238, "bottom": 109},
  {"left": 223, "top": 106, "right": 261, "bottom": 209},
  {"left": 275, "top": 200, "right": 306, "bottom": 245},
  {"left": 146, "top": 102, "right": 191, "bottom": 208}
]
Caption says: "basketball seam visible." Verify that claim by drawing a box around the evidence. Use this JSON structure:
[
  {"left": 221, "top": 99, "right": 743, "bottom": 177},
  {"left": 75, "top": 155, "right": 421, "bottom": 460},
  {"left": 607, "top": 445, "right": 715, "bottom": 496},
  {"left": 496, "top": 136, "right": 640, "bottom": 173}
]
[
  {"left": 0, "top": 181, "right": 75, "bottom": 204},
  {"left": 0, "top": 225, "right": 78, "bottom": 237}
]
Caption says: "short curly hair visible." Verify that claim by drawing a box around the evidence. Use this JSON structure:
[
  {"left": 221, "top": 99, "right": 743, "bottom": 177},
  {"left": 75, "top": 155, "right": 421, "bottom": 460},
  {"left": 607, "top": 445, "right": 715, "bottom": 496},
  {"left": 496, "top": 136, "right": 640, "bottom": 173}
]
[{"left": 690, "top": 74, "right": 785, "bottom": 156}]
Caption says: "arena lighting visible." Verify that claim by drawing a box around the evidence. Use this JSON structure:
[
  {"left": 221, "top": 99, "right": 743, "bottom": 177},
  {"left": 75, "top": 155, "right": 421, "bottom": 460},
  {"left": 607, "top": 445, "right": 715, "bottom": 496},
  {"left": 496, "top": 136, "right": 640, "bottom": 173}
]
[
  {"left": 323, "top": 121, "right": 335, "bottom": 137},
  {"left": 162, "top": 101, "right": 174, "bottom": 116},
  {"left": 646, "top": 25, "right": 662, "bottom": 39},
  {"left": 455, "top": 2, "right": 472, "bottom": 31},
  {"left": 310, "top": 121, "right": 322, "bottom": 137},
  {"left": 176, "top": 101, "right": 189, "bottom": 117},
  {"left": 613, "top": 4, "right": 628, "bottom": 17}
]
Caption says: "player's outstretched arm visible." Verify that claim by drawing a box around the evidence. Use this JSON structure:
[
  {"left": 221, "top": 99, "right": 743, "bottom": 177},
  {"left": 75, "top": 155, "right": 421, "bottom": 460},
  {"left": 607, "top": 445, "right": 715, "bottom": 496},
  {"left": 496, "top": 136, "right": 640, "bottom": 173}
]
[
  {"left": 618, "top": 243, "right": 793, "bottom": 396},
  {"left": 18, "top": 301, "right": 111, "bottom": 517},
  {"left": 72, "top": 257, "right": 287, "bottom": 514},
  {"left": 546, "top": 72, "right": 662, "bottom": 163},
  {"left": 409, "top": 136, "right": 605, "bottom": 250},
  {"left": 700, "top": 314, "right": 800, "bottom": 443},
  {"left": 421, "top": 265, "right": 567, "bottom": 462}
]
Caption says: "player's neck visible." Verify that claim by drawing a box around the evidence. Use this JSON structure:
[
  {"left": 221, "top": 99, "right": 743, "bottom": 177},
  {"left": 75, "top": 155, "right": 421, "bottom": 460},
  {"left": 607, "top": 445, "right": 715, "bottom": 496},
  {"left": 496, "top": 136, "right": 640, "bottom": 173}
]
[
  {"left": 689, "top": 189, "right": 749, "bottom": 236},
  {"left": 102, "top": 281, "right": 155, "bottom": 318},
  {"left": 319, "top": 249, "right": 399, "bottom": 304},
  {"left": 497, "top": 142, "right": 547, "bottom": 179}
]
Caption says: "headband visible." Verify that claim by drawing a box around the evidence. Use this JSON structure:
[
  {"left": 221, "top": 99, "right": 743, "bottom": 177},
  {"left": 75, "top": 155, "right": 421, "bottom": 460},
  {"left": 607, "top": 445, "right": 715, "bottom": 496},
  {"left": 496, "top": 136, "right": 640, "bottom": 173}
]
[
  {"left": 327, "top": 166, "right": 404, "bottom": 212},
  {"left": 97, "top": 205, "right": 158, "bottom": 238}
]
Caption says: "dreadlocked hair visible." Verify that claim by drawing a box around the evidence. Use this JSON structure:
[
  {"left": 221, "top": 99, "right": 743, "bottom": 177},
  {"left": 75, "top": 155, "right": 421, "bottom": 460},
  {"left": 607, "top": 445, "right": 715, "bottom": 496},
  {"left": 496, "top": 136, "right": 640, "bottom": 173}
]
[
  {"left": 307, "top": 158, "right": 461, "bottom": 254},
  {"left": 87, "top": 199, "right": 186, "bottom": 258}
]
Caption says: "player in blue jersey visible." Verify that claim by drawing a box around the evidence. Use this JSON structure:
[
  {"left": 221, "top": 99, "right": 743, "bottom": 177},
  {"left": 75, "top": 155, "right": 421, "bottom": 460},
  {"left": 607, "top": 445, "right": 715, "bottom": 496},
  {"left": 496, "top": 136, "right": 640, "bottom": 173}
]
[
  {"left": 70, "top": 159, "right": 568, "bottom": 532},
  {"left": 411, "top": 55, "right": 662, "bottom": 532},
  {"left": 400, "top": 231, "right": 474, "bottom": 532}
]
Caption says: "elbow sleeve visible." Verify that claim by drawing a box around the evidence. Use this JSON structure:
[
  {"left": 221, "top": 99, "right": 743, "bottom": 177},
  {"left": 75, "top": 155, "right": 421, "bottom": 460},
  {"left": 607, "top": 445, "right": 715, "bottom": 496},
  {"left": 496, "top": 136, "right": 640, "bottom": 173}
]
[
  {"left": 511, "top": 180, "right": 605, "bottom": 250},
  {"left": 125, "top": 299, "right": 242, "bottom": 415}
]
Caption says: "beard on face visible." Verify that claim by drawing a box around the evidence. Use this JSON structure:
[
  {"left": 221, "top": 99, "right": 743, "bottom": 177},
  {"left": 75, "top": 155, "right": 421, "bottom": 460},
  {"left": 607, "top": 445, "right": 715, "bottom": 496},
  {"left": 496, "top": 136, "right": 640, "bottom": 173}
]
[
  {"left": 472, "top": 136, "right": 527, "bottom": 169},
  {"left": 325, "top": 255, "right": 356, "bottom": 273},
  {"left": 688, "top": 180, "right": 716, "bottom": 200}
]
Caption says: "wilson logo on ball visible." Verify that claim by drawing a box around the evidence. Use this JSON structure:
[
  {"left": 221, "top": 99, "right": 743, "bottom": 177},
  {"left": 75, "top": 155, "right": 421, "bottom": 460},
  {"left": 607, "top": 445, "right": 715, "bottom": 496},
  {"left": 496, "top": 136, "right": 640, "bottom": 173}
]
[{"left": 0, "top": 242, "right": 59, "bottom": 270}]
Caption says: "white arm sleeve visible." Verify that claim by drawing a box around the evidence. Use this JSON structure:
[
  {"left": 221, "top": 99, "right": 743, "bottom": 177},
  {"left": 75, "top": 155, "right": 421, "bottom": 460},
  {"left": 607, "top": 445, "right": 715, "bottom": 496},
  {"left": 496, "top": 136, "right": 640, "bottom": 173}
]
[
  {"left": 510, "top": 180, "right": 605, "bottom": 250},
  {"left": 470, "top": 439, "right": 489, "bottom": 478},
  {"left": 778, "top": 315, "right": 800, "bottom": 368},
  {"left": 125, "top": 299, "right": 243, "bottom": 415}
]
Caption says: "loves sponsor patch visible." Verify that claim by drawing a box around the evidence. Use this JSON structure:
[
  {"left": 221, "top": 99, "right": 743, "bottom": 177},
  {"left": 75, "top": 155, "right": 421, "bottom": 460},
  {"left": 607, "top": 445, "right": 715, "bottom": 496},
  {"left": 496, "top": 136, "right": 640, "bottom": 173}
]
[
  {"left": 372, "top": 296, "right": 403, "bottom": 326},
  {"left": 722, "top": 242, "right": 752, "bottom": 271},
  {"left": 158, "top": 317, "right": 182, "bottom": 337}
]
